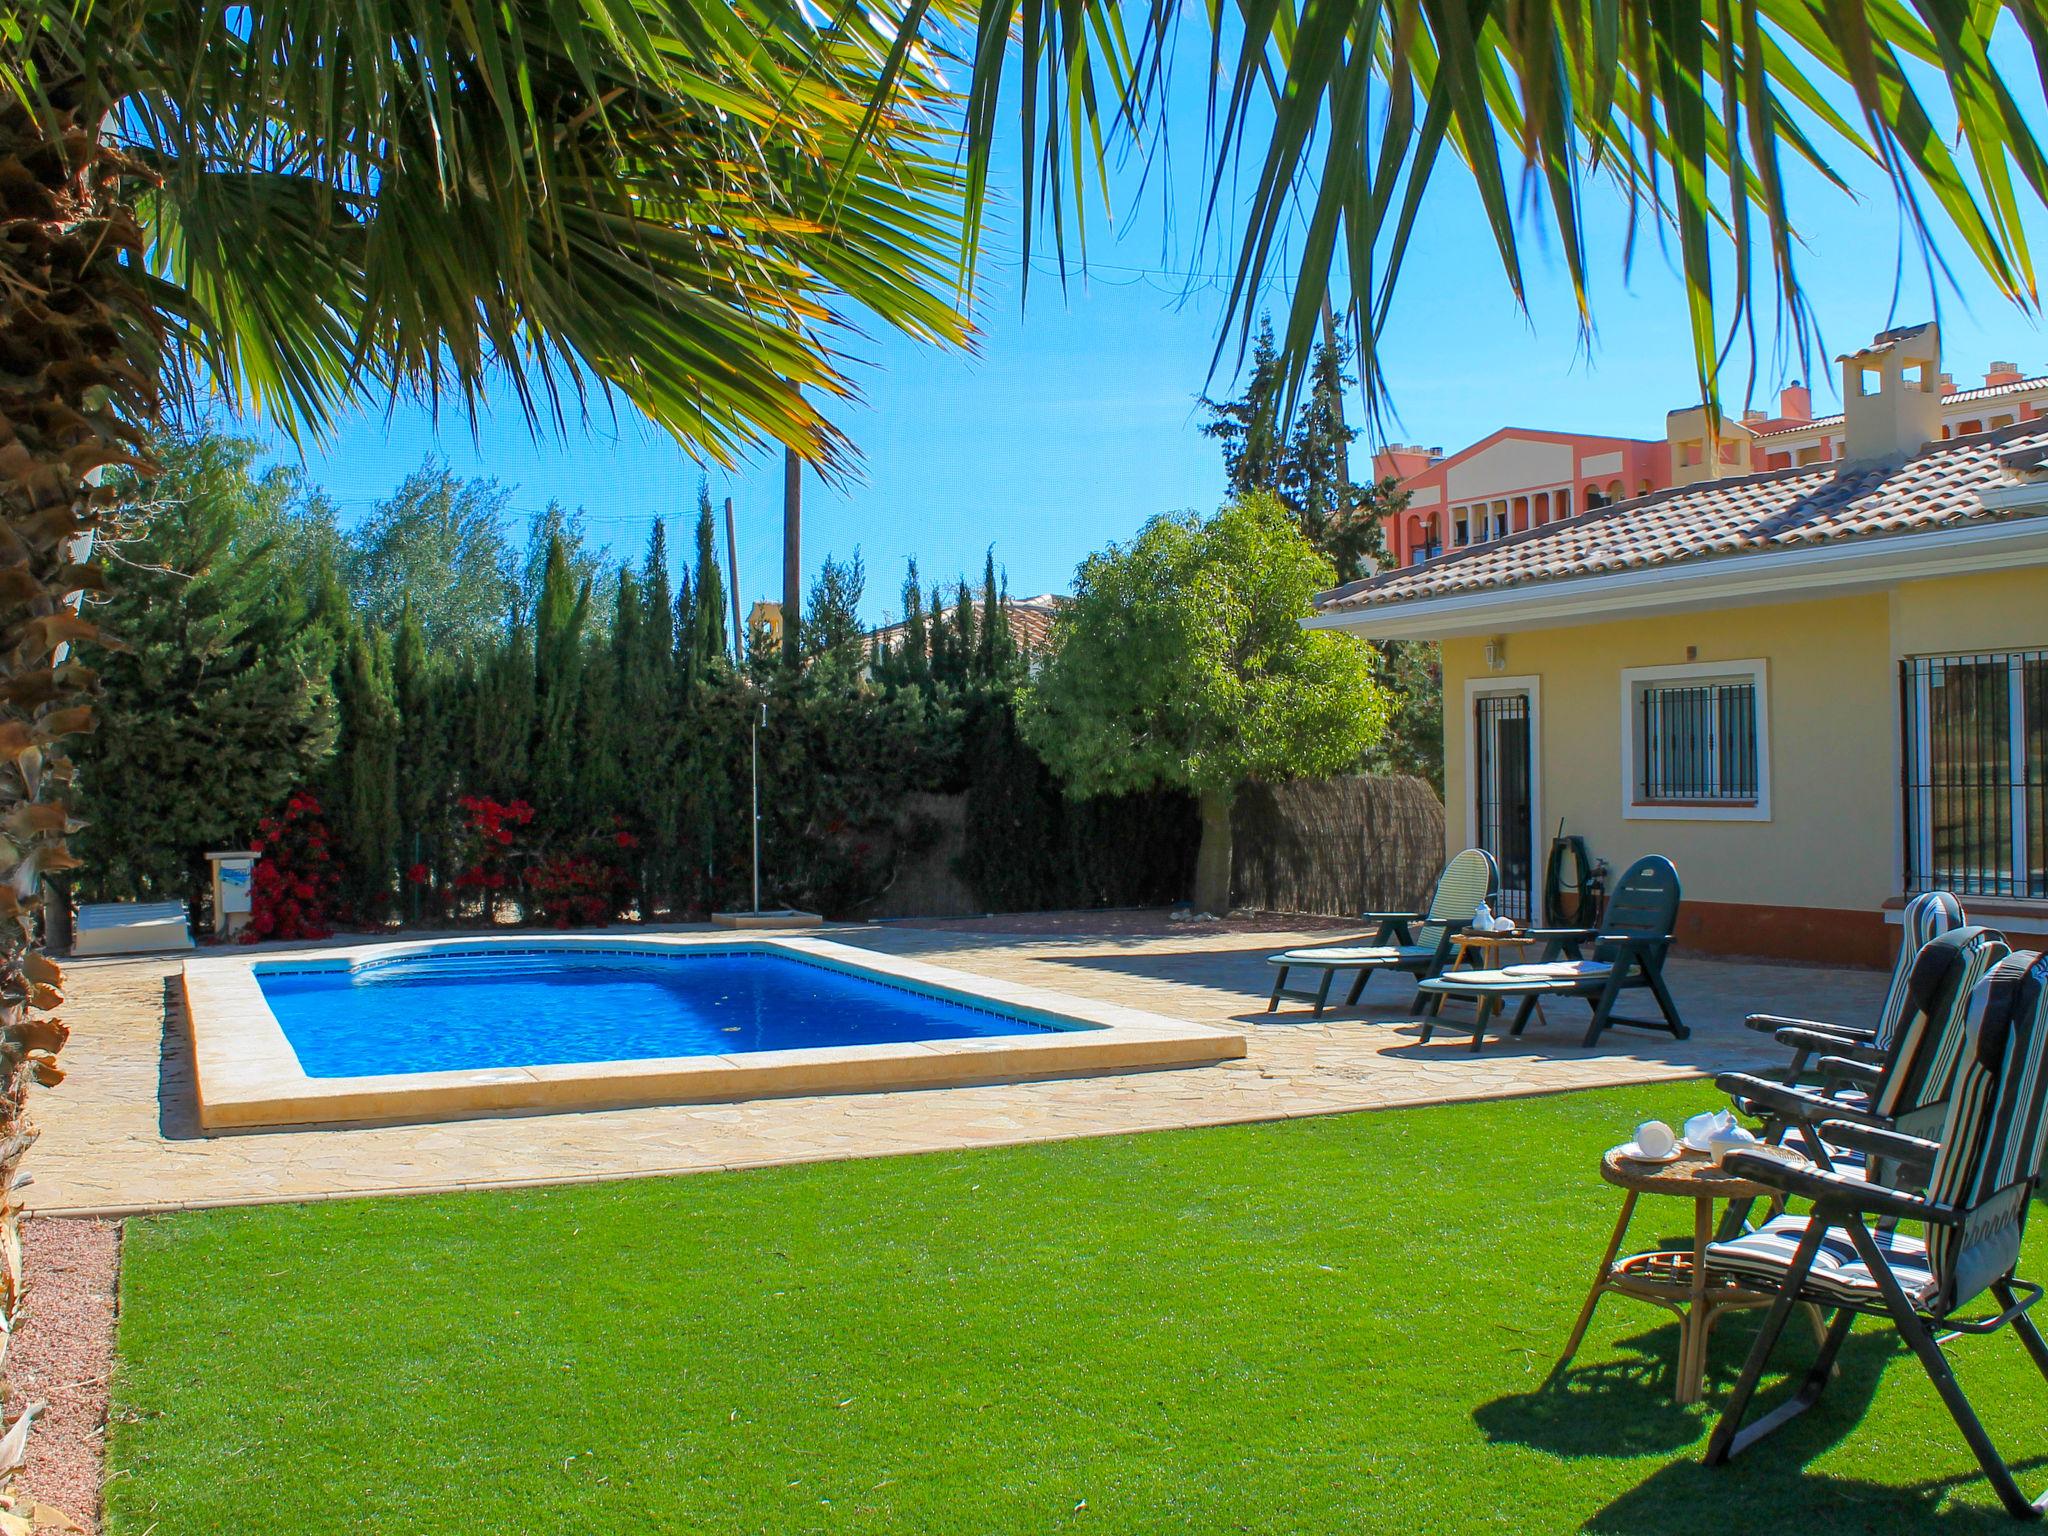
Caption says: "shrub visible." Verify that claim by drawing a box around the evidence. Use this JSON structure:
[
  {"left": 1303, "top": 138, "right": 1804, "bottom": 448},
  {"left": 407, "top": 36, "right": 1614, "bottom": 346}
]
[{"left": 244, "top": 793, "right": 341, "bottom": 943}]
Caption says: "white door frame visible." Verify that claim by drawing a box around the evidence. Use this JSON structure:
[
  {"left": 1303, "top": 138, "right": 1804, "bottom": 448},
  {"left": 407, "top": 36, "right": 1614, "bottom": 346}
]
[{"left": 1463, "top": 674, "right": 1543, "bottom": 921}]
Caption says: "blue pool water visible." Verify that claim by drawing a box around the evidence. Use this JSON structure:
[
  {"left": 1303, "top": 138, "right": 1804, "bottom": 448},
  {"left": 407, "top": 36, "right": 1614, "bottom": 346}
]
[{"left": 257, "top": 948, "right": 1057, "bottom": 1078}]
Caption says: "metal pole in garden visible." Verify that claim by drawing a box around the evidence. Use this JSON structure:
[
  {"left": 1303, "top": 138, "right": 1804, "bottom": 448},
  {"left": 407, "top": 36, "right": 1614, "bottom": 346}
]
[{"left": 751, "top": 701, "right": 765, "bottom": 912}]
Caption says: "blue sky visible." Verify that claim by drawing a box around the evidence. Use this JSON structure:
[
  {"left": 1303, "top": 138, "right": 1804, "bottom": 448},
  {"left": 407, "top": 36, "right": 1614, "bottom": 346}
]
[{"left": 259, "top": 52, "right": 2048, "bottom": 625}]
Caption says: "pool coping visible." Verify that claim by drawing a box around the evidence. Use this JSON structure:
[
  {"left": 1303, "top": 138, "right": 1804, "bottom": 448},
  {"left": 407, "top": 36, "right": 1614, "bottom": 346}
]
[{"left": 181, "top": 932, "right": 1247, "bottom": 1131}]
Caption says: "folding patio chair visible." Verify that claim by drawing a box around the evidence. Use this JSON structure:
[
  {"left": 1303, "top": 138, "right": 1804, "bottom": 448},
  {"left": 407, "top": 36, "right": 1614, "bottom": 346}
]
[
  {"left": 1701, "top": 948, "right": 2048, "bottom": 1521},
  {"left": 1720, "top": 925, "right": 2007, "bottom": 1173},
  {"left": 1264, "top": 847, "right": 1498, "bottom": 1017},
  {"left": 1412, "top": 855, "right": 1686, "bottom": 1051},
  {"left": 1743, "top": 890, "right": 1967, "bottom": 1086}
]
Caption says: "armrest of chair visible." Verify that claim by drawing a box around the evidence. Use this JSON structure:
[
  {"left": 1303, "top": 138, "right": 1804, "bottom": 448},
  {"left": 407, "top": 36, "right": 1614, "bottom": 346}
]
[
  {"left": 1713, "top": 1071, "right": 1886, "bottom": 1129},
  {"left": 1746, "top": 1011, "right": 1877, "bottom": 1041},
  {"left": 1360, "top": 911, "right": 1422, "bottom": 945},
  {"left": 1814, "top": 1055, "right": 1883, "bottom": 1090},
  {"left": 1817, "top": 1119, "right": 1939, "bottom": 1174},
  {"left": 1719, "top": 1149, "right": 1943, "bottom": 1225},
  {"left": 1774, "top": 1025, "right": 1872, "bottom": 1059},
  {"left": 1593, "top": 931, "right": 1673, "bottom": 951},
  {"left": 1520, "top": 926, "right": 1593, "bottom": 961}
]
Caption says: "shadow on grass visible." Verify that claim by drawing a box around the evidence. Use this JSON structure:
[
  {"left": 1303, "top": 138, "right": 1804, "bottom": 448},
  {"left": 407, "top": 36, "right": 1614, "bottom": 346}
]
[
  {"left": 1481, "top": 1315, "right": 2043, "bottom": 1529},
  {"left": 1587, "top": 1455, "right": 2048, "bottom": 1534}
]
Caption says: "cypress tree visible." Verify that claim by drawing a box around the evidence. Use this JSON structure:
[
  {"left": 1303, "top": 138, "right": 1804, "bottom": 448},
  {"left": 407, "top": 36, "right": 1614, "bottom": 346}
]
[
  {"left": 630, "top": 525, "right": 683, "bottom": 909},
  {"left": 951, "top": 578, "right": 976, "bottom": 686},
  {"left": 975, "top": 551, "right": 1005, "bottom": 679},
  {"left": 689, "top": 481, "right": 728, "bottom": 681},
  {"left": 899, "top": 560, "right": 928, "bottom": 690},
  {"left": 531, "top": 534, "right": 590, "bottom": 825},
  {"left": 469, "top": 621, "right": 534, "bottom": 802},
  {"left": 573, "top": 581, "right": 625, "bottom": 831},
  {"left": 331, "top": 620, "right": 401, "bottom": 919},
  {"left": 1199, "top": 314, "right": 1286, "bottom": 498},
  {"left": 392, "top": 600, "right": 449, "bottom": 911}
]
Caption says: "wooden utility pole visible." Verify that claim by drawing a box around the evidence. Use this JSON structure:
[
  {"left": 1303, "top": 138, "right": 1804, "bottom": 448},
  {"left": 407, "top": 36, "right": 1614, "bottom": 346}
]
[
  {"left": 722, "top": 495, "right": 743, "bottom": 658},
  {"left": 781, "top": 447, "right": 802, "bottom": 665}
]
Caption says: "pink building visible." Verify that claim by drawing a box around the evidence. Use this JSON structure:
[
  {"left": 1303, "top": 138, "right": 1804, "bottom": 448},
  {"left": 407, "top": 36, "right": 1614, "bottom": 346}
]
[
  {"left": 1375, "top": 430, "right": 1669, "bottom": 568},
  {"left": 1375, "top": 326, "right": 2048, "bottom": 569}
]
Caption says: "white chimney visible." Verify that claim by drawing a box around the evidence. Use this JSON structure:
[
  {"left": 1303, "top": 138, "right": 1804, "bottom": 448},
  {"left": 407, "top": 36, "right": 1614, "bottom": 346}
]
[{"left": 1838, "top": 321, "right": 1942, "bottom": 465}]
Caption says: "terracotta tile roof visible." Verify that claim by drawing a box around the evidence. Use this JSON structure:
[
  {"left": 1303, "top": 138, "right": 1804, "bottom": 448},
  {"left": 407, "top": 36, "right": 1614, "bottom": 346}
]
[
  {"left": 866, "top": 593, "right": 1066, "bottom": 654},
  {"left": 1319, "top": 420, "right": 2048, "bottom": 612},
  {"left": 1754, "top": 374, "right": 2048, "bottom": 440}
]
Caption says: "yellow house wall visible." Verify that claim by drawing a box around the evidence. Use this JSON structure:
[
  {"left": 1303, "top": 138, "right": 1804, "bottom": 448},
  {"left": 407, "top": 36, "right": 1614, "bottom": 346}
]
[
  {"left": 1437, "top": 563, "right": 2048, "bottom": 960},
  {"left": 1442, "top": 593, "right": 1896, "bottom": 918},
  {"left": 1889, "top": 566, "right": 2047, "bottom": 657}
]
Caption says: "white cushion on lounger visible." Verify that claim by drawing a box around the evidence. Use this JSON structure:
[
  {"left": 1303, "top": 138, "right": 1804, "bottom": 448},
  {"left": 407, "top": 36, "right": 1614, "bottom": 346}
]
[
  {"left": 1268, "top": 945, "right": 1427, "bottom": 967},
  {"left": 1502, "top": 960, "right": 1612, "bottom": 979}
]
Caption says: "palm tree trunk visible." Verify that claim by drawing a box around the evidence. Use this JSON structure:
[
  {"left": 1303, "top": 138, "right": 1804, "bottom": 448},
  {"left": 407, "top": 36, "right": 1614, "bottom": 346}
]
[
  {"left": 0, "top": 63, "right": 158, "bottom": 1494},
  {"left": 1192, "top": 786, "right": 1234, "bottom": 915}
]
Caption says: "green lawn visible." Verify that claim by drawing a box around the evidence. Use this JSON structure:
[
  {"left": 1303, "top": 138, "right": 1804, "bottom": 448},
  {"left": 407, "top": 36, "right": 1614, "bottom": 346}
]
[{"left": 107, "top": 1081, "right": 2047, "bottom": 1533}]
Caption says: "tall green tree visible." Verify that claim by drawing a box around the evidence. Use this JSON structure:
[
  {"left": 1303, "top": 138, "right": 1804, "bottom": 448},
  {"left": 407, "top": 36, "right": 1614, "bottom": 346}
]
[
  {"left": 522, "top": 502, "right": 612, "bottom": 635},
  {"left": 391, "top": 600, "right": 452, "bottom": 901},
  {"left": 467, "top": 627, "right": 536, "bottom": 804},
  {"left": 625, "top": 525, "right": 683, "bottom": 907},
  {"left": 1202, "top": 315, "right": 1399, "bottom": 586},
  {"left": 75, "top": 432, "right": 338, "bottom": 907},
  {"left": 1022, "top": 494, "right": 1389, "bottom": 913},
  {"left": 688, "top": 483, "right": 730, "bottom": 683},
  {"left": 574, "top": 600, "right": 625, "bottom": 833},
  {"left": 530, "top": 536, "right": 591, "bottom": 824},
  {"left": 803, "top": 551, "right": 870, "bottom": 692},
  {"left": 1200, "top": 318, "right": 1287, "bottom": 501},
  {"left": 974, "top": 551, "right": 1015, "bottom": 681},
  {"left": 328, "top": 621, "right": 401, "bottom": 919},
  {"left": 347, "top": 464, "right": 520, "bottom": 652}
]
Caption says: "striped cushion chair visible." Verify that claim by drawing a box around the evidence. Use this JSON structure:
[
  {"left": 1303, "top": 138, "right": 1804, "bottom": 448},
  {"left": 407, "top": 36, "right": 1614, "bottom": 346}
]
[
  {"left": 1700, "top": 948, "right": 2048, "bottom": 1520},
  {"left": 1744, "top": 890, "right": 1967, "bottom": 1085},
  {"left": 1264, "top": 847, "right": 1498, "bottom": 1017},
  {"left": 1717, "top": 925, "right": 2008, "bottom": 1175}
]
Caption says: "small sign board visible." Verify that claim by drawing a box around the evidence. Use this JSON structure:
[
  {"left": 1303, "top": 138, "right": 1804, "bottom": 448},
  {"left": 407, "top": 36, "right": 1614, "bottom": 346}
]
[{"left": 206, "top": 850, "right": 261, "bottom": 935}]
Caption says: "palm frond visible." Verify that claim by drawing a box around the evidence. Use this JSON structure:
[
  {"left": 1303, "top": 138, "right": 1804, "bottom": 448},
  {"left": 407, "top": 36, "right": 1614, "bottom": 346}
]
[
  {"left": 10, "top": 0, "right": 974, "bottom": 467},
  {"left": 937, "top": 0, "right": 2048, "bottom": 419}
]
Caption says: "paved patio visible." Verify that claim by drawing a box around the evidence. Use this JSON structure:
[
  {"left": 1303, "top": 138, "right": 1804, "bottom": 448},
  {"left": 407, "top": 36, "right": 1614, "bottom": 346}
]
[{"left": 27, "top": 917, "right": 1884, "bottom": 1216}]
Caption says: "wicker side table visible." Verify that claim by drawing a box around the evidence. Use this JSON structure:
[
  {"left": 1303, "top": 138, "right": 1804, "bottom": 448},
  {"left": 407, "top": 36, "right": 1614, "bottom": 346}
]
[{"left": 1557, "top": 1145, "right": 1813, "bottom": 1404}]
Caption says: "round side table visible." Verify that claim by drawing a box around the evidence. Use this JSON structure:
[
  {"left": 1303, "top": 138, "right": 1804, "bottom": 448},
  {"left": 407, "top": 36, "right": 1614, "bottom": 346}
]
[{"left": 1557, "top": 1145, "right": 1815, "bottom": 1404}]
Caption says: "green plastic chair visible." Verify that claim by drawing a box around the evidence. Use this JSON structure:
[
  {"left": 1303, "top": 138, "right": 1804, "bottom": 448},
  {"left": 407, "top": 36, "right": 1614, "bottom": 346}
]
[
  {"left": 1264, "top": 848, "right": 1499, "bottom": 1017},
  {"left": 1412, "top": 855, "right": 1686, "bottom": 1051}
]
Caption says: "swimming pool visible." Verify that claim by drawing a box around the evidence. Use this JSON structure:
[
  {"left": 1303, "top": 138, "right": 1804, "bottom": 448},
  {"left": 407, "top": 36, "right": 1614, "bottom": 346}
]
[
  {"left": 261, "top": 948, "right": 1053, "bottom": 1077},
  {"left": 181, "top": 934, "right": 1246, "bottom": 1130}
]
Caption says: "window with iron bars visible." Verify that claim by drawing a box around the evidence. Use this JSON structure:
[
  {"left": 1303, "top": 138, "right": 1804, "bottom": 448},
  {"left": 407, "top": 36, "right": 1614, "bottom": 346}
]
[
  {"left": 1901, "top": 651, "right": 2047, "bottom": 900},
  {"left": 1635, "top": 680, "right": 1760, "bottom": 803}
]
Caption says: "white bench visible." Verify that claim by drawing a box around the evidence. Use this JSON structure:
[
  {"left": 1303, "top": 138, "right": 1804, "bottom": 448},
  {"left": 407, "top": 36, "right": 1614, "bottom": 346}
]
[{"left": 72, "top": 900, "right": 194, "bottom": 956}]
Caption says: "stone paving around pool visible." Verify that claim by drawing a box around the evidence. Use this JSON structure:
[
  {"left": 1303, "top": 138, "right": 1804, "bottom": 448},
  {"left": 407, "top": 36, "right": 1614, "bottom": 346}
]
[{"left": 28, "top": 916, "right": 1885, "bottom": 1216}]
